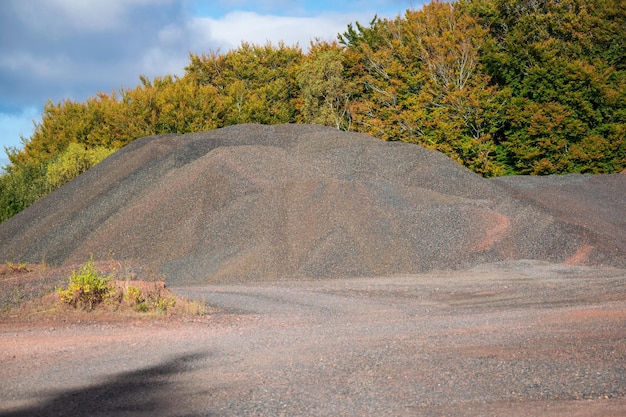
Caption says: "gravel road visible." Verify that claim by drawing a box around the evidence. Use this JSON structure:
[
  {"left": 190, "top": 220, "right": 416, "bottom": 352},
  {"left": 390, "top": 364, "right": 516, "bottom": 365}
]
[{"left": 1, "top": 261, "right": 626, "bottom": 416}]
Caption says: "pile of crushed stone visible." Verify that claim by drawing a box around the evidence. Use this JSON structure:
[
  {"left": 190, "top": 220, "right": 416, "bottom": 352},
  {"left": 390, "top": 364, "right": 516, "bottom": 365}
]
[{"left": 1, "top": 124, "right": 624, "bottom": 285}]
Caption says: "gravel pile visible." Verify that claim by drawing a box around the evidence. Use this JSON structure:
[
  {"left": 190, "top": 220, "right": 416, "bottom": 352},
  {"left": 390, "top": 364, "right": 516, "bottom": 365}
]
[{"left": 1, "top": 124, "right": 624, "bottom": 285}]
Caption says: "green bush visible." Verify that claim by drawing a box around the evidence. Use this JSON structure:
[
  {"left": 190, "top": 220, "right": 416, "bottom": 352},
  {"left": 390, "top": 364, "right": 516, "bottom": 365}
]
[
  {"left": 58, "top": 258, "right": 113, "bottom": 311},
  {"left": 46, "top": 143, "right": 114, "bottom": 190},
  {"left": 124, "top": 285, "right": 149, "bottom": 312},
  {"left": 150, "top": 293, "right": 176, "bottom": 313},
  {"left": 0, "top": 160, "right": 48, "bottom": 223}
]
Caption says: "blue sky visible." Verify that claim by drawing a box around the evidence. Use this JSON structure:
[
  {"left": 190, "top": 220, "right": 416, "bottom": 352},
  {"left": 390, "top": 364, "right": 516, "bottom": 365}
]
[{"left": 0, "top": 0, "right": 424, "bottom": 168}]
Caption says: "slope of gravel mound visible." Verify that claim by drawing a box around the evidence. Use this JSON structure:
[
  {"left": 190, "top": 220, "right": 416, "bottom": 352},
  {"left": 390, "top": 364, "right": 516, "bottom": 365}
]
[{"left": 1, "top": 124, "right": 624, "bottom": 285}]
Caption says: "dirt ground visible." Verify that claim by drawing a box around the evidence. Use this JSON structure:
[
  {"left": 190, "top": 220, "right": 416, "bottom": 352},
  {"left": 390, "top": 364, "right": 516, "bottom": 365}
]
[{"left": 1, "top": 260, "right": 626, "bottom": 416}]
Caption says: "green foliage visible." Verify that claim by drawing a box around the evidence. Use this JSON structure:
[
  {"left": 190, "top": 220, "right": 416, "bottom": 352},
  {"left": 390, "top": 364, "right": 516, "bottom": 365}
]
[
  {"left": 0, "top": 142, "right": 113, "bottom": 223},
  {"left": 58, "top": 258, "right": 114, "bottom": 311},
  {"left": 296, "top": 41, "right": 352, "bottom": 130},
  {"left": 123, "top": 281, "right": 177, "bottom": 314},
  {"left": 124, "top": 286, "right": 146, "bottom": 311},
  {"left": 46, "top": 143, "right": 114, "bottom": 190},
  {"left": 57, "top": 264, "right": 181, "bottom": 314},
  {"left": 150, "top": 293, "right": 176, "bottom": 313},
  {"left": 185, "top": 42, "right": 302, "bottom": 125},
  {"left": 1, "top": 0, "right": 625, "bottom": 222},
  {"left": 469, "top": 0, "right": 626, "bottom": 174},
  {"left": 122, "top": 283, "right": 176, "bottom": 313},
  {"left": 0, "top": 159, "right": 48, "bottom": 222}
]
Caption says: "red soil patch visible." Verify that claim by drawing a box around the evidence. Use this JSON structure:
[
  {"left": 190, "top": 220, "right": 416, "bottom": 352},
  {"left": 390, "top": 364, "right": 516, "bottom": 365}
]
[{"left": 564, "top": 244, "right": 595, "bottom": 265}]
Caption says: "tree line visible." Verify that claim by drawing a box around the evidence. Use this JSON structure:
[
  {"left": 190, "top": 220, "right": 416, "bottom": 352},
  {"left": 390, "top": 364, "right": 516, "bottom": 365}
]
[{"left": 1, "top": 0, "right": 624, "bottom": 222}]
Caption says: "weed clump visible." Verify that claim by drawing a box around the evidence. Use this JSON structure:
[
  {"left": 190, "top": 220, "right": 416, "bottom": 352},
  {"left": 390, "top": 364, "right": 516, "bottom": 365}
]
[
  {"left": 52, "top": 258, "right": 211, "bottom": 318},
  {"left": 124, "top": 285, "right": 145, "bottom": 311},
  {"left": 122, "top": 282, "right": 176, "bottom": 313},
  {"left": 58, "top": 258, "right": 113, "bottom": 311}
]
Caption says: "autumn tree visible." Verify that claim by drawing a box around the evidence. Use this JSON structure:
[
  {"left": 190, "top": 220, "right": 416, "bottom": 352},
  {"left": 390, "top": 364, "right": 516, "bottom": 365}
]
[
  {"left": 46, "top": 143, "right": 114, "bottom": 190},
  {"left": 185, "top": 42, "right": 303, "bottom": 125},
  {"left": 339, "top": 16, "right": 421, "bottom": 141},
  {"left": 296, "top": 41, "right": 352, "bottom": 130},
  {"left": 401, "top": 1, "right": 508, "bottom": 175},
  {"left": 120, "top": 75, "right": 221, "bottom": 136},
  {"left": 339, "top": 2, "right": 507, "bottom": 175},
  {"left": 0, "top": 158, "right": 48, "bottom": 222}
]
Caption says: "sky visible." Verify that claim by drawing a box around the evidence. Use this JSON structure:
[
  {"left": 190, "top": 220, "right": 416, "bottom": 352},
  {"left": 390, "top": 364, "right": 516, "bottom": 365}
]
[{"left": 0, "top": 0, "right": 424, "bottom": 168}]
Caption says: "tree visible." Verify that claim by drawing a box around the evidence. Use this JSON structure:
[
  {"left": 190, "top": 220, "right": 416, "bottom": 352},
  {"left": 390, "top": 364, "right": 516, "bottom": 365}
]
[
  {"left": 3, "top": 0, "right": 626, "bottom": 223},
  {"left": 296, "top": 41, "right": 352, "bottom": 130},
  {"left": 46, "top": 142, "right": 114, "bottom": 190},
  {"left": 402, "top": 1, "right": 508, "bottom": 176},
  {"left": 340, "top": 15, "right": 425, "bottom": 141},
  {"left": 473, "top": 0, "right": 626, "bottom": 174},
  {"left": 0, "top": 158, "right": 48, "bottom": 223},
  {"left": 185, "top": 42, "right": 303, "bottom": 125}
]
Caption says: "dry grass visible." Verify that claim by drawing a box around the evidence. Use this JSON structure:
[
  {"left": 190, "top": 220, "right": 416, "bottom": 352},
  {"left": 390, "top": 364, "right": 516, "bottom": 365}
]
[{"left": 0, "top": 260, "right": 216, "bottom": 324}]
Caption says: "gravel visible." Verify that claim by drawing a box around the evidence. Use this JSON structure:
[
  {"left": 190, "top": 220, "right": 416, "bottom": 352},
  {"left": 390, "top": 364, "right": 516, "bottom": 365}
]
[
  {"left": 1, "top": 261, "right": 625, "bottom": 416},
  {"left": 0, "top": 124, "right": 624, "bottom": 285},
  {"left": 1, "top": 124, "right": 625, "bottom": 415}
]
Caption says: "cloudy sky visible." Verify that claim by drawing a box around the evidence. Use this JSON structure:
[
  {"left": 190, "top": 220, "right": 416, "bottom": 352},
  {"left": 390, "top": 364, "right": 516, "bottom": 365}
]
[{"left": 0, "top": 0, "right": 424, "bottom": 167}]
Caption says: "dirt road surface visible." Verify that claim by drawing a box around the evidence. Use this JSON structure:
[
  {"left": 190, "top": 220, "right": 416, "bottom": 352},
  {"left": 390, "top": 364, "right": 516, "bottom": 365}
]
[{"left": 1, "top": 261, "right": 626, "bottom": 416}]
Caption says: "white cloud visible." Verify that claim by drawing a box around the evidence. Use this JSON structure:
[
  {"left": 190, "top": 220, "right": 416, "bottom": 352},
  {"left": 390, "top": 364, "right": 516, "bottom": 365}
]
[
  {"left": 140, "top": 47, "right": 189, "bottom": 78},
  {"left": 158, "top": 23, "right": 187, "bottom": 45},
  {"left": 188, "top": 11, "right": 377, "bottom": 52},
  {"left": 134, "top": 11, "right": 362, "bottom": 81}
]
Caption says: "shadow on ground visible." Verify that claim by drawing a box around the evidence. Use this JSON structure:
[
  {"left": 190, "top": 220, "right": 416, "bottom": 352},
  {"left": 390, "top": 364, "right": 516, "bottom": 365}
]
[{"left": 1, "top": 352, "right": 211, "bottom": 417}]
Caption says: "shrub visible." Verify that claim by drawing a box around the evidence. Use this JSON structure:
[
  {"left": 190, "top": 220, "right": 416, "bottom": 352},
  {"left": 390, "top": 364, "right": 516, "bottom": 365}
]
[
  {"left": 150, "top": 293, "right": 176, "bottom": 313},
  {"left": 0, "top": 160, "right": 48, "bottom": 223},
  {"left": 58, "top": 258, "right": 113, "bottom": 311},
  {"left": 46, "top": 143, "right": 114, "bottom": 190},
  {"left": 124, "top": 285, "right": 150, "bottom": 312}
]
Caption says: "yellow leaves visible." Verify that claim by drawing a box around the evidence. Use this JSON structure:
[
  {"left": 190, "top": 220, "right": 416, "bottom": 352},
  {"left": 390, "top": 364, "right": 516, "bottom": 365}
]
[
  {"left": 297, "top": 42, "right": 352, "bottom": 130},
  {"left": 406, "top": 1, "right": 487, "bottom": 92},
  {"left": 186, "top": 42, "right": 303, "bottom": 125},
  {"left": 45, "top": 142, "right": 114, "bottom": 190},
  {"left": 58, "top": 258, "right": 114, "bottom": 311}
]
